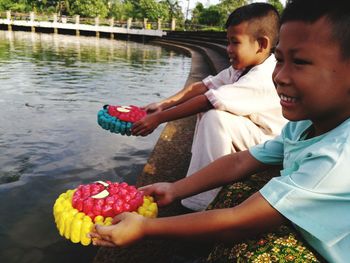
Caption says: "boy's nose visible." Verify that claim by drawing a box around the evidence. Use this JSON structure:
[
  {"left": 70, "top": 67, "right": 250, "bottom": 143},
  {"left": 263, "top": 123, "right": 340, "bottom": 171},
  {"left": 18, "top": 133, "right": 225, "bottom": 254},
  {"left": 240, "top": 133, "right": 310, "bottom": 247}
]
[
  {"left": 226, "top": 44, "right": 233, "bottom": 53},
  {"left": 273, "top": 65, "right": 290, "bottom": 87}
]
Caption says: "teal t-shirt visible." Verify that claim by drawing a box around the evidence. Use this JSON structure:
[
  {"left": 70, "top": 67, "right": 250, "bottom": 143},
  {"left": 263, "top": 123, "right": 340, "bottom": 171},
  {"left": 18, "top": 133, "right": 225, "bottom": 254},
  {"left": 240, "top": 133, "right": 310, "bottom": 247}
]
[{"left": 249, "top": 119, "right": 350, "bottom": 263}]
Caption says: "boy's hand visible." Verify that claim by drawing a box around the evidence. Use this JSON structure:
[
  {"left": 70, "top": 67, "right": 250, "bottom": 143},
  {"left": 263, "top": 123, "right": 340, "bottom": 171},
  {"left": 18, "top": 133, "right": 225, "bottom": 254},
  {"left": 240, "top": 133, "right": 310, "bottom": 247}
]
[
  {"left": 90, "top": 212, "right": 146, "bottom": 247},
  {"left": 142, "top": 102, "right": 162, "bottom": 114},
  {"left": 139, "top": 182, "right": 176, "bottom": 207},
  {"left": 131, "top": 114, "right": 160, "bottom": 136}
]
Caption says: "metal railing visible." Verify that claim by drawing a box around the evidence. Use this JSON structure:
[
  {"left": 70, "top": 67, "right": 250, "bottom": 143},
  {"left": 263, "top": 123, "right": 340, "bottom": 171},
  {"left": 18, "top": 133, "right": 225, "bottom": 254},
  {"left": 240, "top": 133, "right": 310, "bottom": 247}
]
[{"left": 0, "top": 11, "right": 176, "bottom": 31}]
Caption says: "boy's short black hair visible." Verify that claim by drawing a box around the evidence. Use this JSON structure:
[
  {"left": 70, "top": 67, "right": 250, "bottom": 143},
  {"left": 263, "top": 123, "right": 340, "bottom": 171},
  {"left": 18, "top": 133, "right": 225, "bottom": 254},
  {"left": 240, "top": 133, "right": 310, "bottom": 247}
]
[
  {"left": 282, "top": 0, "right": 350, "bottom": 59},
  {"left": 225, "top": 3, "right": 280, "bottom": 50}
]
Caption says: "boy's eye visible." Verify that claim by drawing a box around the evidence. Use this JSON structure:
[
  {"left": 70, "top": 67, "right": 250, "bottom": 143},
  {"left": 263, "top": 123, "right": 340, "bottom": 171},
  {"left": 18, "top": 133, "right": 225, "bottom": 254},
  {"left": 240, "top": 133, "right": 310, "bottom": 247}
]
[
  {"left": 228, "top": 40, "right": 240, "bottom": 45},
  {"left": 293, "top": 58, "right": 310, "bottom": 65},
  {"left": 274, "top": 56, "right": 283, "bottom": 63}
]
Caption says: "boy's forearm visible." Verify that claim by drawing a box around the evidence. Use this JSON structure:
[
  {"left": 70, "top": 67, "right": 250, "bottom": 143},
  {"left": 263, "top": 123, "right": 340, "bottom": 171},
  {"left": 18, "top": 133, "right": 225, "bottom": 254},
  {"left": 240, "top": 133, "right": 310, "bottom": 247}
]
[
  {"left": 172, "top": 151, "right": 269, "bottom": 200},
  {"left": 144, "top": 209, "right": 232, "bottom": 240},
  {"left": 143, "top": 192, "right": 286, "bottom": 241},
  {"left": 157, "top": 94, "right": 213, "bottom": 124},
  {"left": 158, "top": 82, "right": 208, "bottom": 110}
]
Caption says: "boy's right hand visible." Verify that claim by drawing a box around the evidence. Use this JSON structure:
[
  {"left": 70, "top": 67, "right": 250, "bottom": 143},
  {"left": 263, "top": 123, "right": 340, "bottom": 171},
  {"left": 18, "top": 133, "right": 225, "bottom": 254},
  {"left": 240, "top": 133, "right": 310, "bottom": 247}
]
[
  {"left": 90, "top": 212, "right": 147, "bottom": 247},
  {"left": 131, "top": 114, "right": 160, "bottom": 136},
  {"left": 142, "top": 102, "right": 162, "bottom": 114},
  {"left": 139, "top": 182, "right": 176, "bottom": 207}
]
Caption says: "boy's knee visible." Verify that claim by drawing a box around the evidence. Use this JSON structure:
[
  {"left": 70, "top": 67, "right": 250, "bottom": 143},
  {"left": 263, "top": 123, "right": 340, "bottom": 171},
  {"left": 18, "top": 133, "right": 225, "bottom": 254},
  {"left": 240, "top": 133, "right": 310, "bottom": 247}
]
[
  {"left": 200, "top": 110, "right": 246, "bottom": 133},
  {"left": 201, "top": 110, "right": 239, "bottom": 126}
]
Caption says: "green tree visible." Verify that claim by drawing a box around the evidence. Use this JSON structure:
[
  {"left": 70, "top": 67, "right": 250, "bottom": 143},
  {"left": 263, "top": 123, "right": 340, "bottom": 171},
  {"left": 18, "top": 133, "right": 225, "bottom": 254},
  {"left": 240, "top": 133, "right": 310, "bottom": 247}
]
[
  {"left": 139, "top": 0, "right": 167, "bottom": 20},
  {"left": 34, "top": 0, "right": 60, "bottom": 12},
  {"left": 124, "top": 0, "right": 141, "bottom": 18},
  {"left": 108, "top": 0, "right": 127, "bottom": 20},
  {"left": 218, "top": 0, "right": 247, "bottom": 15},
  {"left": 69, "top": 0, "right": 108, "bottom": 18},
  {"left": 268, "top": 0, "right": 284, "bottom": 14},
  {"left": 122, "top": 0, "right": 170, "bottom": 20},
  {"left": 159, "top": 0, "right": 183, "bottom": 23},
  {"left": 0, "top": 0, "right": 15, "bottom": 11},
  {"left": 198, "top": 5, "right": 221, "bottom": 26},
  {"left": 0, "top": 0, "right": 35, "bottom": 12},
  {"left": 190, "top": 0, "right": 247, "bottom": 28},
  {"left": 0, "top": 0, "right": 184, "bottom": 22},
  {"left": 190, "top": 2, "right": 204, "bottom": 25}
]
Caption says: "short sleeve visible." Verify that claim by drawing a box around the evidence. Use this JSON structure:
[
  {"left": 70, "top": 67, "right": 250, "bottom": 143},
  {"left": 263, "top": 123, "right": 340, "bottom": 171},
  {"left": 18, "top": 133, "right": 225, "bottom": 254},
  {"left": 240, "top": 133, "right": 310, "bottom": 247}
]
[
  {"left": 256, "top": 119, "right": 350, "bottom": 262},
  {"left": 259, "top": 120, "right": 350, "bottom": 249},
  {"left": 202, "top": 67, "right": 242, "bottom": 90},
  {"left": 260, "top": 156, "right": 350, "bottom": 246},
  {"left": 249, "top": 135, "right": 284, "bottom": 165}
]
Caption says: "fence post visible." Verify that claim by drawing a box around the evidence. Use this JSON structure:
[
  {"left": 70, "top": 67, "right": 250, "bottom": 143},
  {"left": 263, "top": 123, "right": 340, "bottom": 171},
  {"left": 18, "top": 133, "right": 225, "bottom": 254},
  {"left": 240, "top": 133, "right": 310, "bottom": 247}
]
[
  {"left": 53, "top": 13, "right": 58, "bottom": 34},
  {"left": 171, "top": 18, "right": 176, "bottom": 31},
  {"left": 95, "top": 16, "right": 99, "bottom": 37},
  {"left": 109, "top": 18, "right": 114, "bottom": 39},
  {"left": 143, "top": 18, "right": 148, "bottom": 29},
  {"left": 157, "top": 18, "right": 162, "bottom": 30},
  {"left": 127, "top": 18, "right": 132, "bottom": 29},
  {"left": 6, "top": 10, "right": 12, "bottom": 31},
  {"left": 75, "top": 15, "right": 80, "bottom": 36},
  {"left": 30, "top": 12, "right": 35, "bottom": 32}
]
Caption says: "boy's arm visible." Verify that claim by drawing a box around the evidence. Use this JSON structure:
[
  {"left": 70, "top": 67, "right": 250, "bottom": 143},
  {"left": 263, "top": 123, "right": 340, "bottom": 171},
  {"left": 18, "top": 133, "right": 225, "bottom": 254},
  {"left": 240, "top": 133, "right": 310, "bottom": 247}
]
[
  {"left": 91, "top": 192, "right": 286, "bottom": 247},
  {"left": 90, "top": 151, "right": 282, "bottom": 246},
  {"left": 144, "top": 81, "right": 209, "bottom": 113},
  {"left": 140, "top": 151, "right": 271, "bottom": 207},
  {"left": 145, "top": 192, "right": 286, "bottom": 241},
  {"left": 171, "top": 150, "right": 269, "bottom": 200},
  {"left": 132, "top": 94, "right": 213, "bottom": 136}
]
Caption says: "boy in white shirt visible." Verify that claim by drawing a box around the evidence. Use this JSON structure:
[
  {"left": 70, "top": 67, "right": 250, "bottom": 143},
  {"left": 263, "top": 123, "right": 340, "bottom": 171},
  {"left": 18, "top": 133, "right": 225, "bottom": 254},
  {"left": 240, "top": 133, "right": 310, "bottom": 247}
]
[{"left": 132, "top": 3, "right": 286, "bottom": 211}]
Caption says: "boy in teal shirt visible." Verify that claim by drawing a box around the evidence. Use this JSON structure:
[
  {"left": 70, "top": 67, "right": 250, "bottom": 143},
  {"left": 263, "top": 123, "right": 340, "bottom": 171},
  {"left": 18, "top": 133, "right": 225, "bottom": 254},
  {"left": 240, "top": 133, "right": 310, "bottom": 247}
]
[{"left": 91, "top": 0, "right": 350, "bottom": 261}]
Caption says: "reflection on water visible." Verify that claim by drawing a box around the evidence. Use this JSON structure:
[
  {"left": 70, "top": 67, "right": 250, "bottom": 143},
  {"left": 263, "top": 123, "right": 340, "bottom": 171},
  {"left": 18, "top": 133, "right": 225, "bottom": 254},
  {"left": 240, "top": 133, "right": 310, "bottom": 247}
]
[{"left": 0, "top": 31, "right": 191, "bottom": 262}]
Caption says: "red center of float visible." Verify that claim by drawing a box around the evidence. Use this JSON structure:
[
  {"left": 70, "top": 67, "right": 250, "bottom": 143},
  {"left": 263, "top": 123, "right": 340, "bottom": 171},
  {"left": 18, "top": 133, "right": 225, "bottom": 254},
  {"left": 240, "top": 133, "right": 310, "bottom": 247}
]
[
  {"left": 107, "top": 105, "right": 146, "bottom": 122},
  {"left": 72, "top": 181, "right": 144, "bottom": 220}
]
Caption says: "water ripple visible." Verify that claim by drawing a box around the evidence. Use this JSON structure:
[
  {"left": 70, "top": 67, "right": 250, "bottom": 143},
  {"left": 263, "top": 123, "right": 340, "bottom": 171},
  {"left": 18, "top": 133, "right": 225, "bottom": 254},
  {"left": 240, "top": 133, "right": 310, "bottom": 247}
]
[{"left": 0, "top": 30, "right": 191, "bottom": 262}]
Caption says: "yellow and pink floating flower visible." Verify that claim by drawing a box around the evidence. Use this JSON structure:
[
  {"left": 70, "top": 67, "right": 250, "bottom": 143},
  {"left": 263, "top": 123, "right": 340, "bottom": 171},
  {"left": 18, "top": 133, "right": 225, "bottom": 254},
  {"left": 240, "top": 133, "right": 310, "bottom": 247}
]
[{"left": 53, "top": 181, "right": 157, "bottom": 246}]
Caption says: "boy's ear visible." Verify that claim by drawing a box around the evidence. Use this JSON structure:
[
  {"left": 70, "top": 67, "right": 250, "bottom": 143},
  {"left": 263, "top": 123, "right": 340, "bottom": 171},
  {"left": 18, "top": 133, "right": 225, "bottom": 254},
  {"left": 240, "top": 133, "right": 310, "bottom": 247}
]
[{"left": 256, "top": 36, "right": 270, "bottom": 53}]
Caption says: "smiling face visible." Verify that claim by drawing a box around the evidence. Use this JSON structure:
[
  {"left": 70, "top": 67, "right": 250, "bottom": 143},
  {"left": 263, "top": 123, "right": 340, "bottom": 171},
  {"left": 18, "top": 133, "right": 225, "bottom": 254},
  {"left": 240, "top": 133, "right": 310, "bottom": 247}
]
[
  {"left": 226, "top": 22, "right": 264, "bottom": 70},
  {"left": 273, "top": 18, "right": 350, "bottom": 135}
]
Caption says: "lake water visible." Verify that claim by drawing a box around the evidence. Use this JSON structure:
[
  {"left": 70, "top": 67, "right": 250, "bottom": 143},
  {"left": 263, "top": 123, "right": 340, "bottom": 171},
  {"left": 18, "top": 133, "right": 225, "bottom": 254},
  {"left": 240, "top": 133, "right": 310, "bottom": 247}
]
[{"left": 0, "top": 30, "right": 191, "bottom": 262}]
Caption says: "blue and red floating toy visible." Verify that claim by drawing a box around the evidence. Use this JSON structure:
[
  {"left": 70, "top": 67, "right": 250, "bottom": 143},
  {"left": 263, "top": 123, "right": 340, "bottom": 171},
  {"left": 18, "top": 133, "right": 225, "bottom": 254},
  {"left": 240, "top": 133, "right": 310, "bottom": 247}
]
[{"left": 97, "top": 105, "right": 147, "bottom": 135}]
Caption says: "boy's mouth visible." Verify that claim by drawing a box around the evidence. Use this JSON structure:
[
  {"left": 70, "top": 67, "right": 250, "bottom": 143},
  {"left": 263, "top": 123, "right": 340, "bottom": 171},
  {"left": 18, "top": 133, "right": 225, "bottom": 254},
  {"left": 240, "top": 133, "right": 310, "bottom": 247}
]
[
  {"left": 280, "top": 94, "right": 298, "bottom": 103},
  {"left": 229, "top": 57, "right": 236, "bottom": 64}
]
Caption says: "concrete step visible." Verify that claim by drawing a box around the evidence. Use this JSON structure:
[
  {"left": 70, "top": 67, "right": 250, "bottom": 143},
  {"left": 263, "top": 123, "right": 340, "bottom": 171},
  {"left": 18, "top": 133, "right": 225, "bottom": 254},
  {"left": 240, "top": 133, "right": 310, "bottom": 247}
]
[{"left": 152, "top": 38, "right": 229, "bottom": 75}]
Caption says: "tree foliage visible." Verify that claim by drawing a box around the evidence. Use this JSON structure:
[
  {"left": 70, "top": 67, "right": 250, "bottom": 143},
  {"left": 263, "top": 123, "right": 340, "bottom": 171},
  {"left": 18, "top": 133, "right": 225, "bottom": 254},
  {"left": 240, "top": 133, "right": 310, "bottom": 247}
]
[
  {"left": 190, "top": 0, "right": 247, "bottom": 28},
  {"left": 218, "top": 0, "right": 247, "bottom": 15},
  {"left": 0, "top": 0, "right": 269, "bottom": 29},
  {"left": 69, "top": 0, "right": 108, "bottom": 18},
  {"left": 198, "top": 5, "right": 221, "bottom": 26},
  {"left": 267, "top": 0, "right": 284, "bottom": 14},
  {"left": 0, "top": 0, "right": 182, "bottom": 20}
]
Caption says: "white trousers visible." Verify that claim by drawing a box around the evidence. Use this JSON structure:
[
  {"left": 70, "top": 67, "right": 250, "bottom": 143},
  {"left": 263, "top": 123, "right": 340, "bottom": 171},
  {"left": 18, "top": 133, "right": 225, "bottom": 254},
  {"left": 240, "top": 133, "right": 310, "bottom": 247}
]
[{"left": 181, "top": 110, "right": 273, "bottom": 211}]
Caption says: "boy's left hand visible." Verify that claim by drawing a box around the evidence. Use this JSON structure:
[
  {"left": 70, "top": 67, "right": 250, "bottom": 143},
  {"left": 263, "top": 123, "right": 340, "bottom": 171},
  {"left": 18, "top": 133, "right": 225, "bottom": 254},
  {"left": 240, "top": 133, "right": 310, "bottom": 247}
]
[
  {"left": 89, "top": 212, "right": 147, "bottom": 247},
  {"left": 131, "top": 114, "right": 160, "bottom": 136}
]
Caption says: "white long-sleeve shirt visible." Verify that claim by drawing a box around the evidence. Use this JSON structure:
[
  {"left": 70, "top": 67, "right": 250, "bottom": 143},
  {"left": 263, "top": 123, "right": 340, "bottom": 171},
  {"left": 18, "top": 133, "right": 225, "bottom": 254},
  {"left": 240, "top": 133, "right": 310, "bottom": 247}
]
[{"left": 203, "top": 55, "right": 286, "bottom": 136}]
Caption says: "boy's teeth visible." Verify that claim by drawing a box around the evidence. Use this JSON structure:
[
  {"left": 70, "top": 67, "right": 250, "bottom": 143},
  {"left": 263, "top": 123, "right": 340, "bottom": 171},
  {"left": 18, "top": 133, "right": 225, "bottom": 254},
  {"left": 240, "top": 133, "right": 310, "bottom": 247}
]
[{"left": 281, "top": 94, "right": 297, "bottom": 103}]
